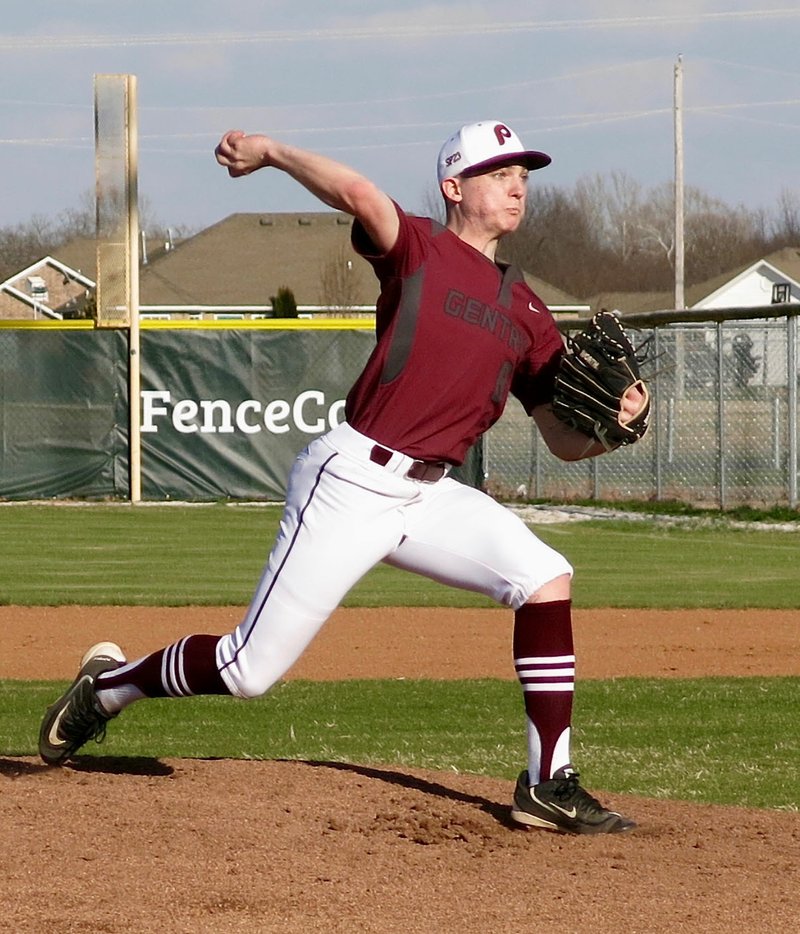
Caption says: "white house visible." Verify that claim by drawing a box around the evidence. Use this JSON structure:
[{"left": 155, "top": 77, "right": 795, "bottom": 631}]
[{"left": 692, "top": 247, "right": 800, "bottom": 310}]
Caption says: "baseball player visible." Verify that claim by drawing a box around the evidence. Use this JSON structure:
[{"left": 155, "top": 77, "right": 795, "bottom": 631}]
[{"left": 39, "top": 120, "right": 648, "bottom": 835}]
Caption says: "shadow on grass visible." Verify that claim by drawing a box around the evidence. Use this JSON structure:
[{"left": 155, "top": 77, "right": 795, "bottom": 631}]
[{"left": 299, "top": 759, "right": 515, "bottom": 828}]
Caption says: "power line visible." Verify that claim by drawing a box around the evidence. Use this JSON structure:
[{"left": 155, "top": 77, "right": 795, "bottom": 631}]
[
  {"left": 690, "top": 98, "right": 800, "bottom": 113},
  {"left": 4, "top": 94, "right": 800, "bottom": 151},
  {"left": 0, "top": 136, "right": 91, "bottom": 147},
  {"left": 6, "top": 59, "right": 799, "bottom": 122},
  {"left": 694, "top": 58, "right": 800, "bottom": 81},
  {"left": 1, "top": 10, "right": 799, "bottom": 50},
  {"left": 698, "top": 110, "right": 800, "bottom": 131},
  {"left": 0, "top": 58, "right": 669, "bottom": 118}
]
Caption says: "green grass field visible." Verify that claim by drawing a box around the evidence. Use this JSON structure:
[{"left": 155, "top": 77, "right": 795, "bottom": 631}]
[
  {"left": 1, "top": 503, "right": 798, "bottom": 810},
  {"left": 1, "top": 503, "right": 799, "bottom": 607}
]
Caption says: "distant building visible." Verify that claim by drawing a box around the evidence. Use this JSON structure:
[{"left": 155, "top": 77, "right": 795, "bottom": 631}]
[
  {"left": 588, "top": 247, "right": 800, "bottom": 317},
  {"left": 0, "top": 211, "right": 601, "bottom": 321},
  {"left": 0, "top": 256, "right": 94, "bottom": 320}
]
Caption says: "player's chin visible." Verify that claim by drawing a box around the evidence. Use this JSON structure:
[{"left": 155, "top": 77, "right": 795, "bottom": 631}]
[{"left": 503, "top": 212, "right": 523, "bottom": 234}]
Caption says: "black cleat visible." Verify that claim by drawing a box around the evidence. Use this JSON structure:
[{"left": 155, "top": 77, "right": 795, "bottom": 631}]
[
  {"left": 39, "top": 641, "right": 126, "bottom": 766},
  {"left": 511, "top": 767, "right": 636, "bottom": 835}
]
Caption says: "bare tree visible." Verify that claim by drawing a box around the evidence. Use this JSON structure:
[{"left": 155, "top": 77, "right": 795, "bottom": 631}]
[
  {"left": 0, "top": 216, "right": 58, "bottom": 280},
  {"left": 507, "top": 173, "right": 785, "bottom": 298},
  {"left": 684, "top": 201, "right": 764, "bottom": 283},
  {"left": 770, "top": 188, "right": 800, "bottom": 246},
  {"left": 574, "top": 171, "right": 646, "bottom": 266},
  {"left": 57, "top": 189, "right": 97, "bottom": 238},
  {"left": 320, "top": 244, "right": 364, "bottom": 312},
  {"left": 0, "top": 189, "right": 192, "bottom": 282},
  {"left": 3, "top": 175, "right": 796, "bottom": 302},
  {"left": 504, "top": 185, "right": 604, "bottom": 297}
]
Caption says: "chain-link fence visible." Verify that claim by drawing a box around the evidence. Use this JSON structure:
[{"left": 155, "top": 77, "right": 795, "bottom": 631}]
[
  {"left": 484, "top": 307, "right": 800, "bottom": 509},
  {"left": 1, "top": 311, "right": 798, "bottom": 506}
]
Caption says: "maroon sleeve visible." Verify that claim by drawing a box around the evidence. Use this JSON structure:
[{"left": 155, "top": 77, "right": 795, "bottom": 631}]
[
  {"left": 351, "top": 203, "right": 431, "bottom": 279},
  {"left": 511, "top": 308, "right": 565, "bottom": 413},
  {"left": 351, "top": 205, "right": 437, "bottom": 336}
]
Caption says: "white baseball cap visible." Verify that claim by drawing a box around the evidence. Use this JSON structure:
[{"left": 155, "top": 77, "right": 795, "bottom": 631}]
[{"left": 437, "top": 121, "right": 551, "bottom": 184}]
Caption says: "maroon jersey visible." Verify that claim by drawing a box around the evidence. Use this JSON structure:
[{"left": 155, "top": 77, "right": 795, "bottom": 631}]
[{"left": 345, "top": 204, "right": 564, "bottom": 464}]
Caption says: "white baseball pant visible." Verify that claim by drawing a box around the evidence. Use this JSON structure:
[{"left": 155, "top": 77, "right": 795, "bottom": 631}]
[{"left": 217, "top": 422, "right": 572, "bottom": 697}]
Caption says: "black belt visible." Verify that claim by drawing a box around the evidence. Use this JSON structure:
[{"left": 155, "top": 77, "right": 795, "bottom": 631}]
[{"left": 369, "top": 444, "right": 449, "bottom": 483}]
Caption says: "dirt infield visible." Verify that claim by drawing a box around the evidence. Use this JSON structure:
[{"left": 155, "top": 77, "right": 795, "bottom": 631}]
[{"left": 2, "top": 606, "right": 799, "bottom": 933}]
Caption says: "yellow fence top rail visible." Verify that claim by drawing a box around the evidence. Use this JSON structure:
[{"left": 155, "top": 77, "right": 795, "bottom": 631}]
[{"left": 0, "top": 317, "right": 376, "bottom": 331}]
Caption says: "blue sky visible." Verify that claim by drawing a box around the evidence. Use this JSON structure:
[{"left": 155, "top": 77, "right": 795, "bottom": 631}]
[{"left": 2, "top": 1, "right": 799, "bottom": 233}]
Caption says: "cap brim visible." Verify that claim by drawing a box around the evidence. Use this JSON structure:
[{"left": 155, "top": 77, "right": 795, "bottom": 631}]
[{"left": 461, "top": 150, "right": 552, "bottom": 177}]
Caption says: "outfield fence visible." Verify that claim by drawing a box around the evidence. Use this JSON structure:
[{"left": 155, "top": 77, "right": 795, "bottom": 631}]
[
  {"left": 485, "top": 304, "right": 800, "bottom": 509},
  {"left": 0, "top": 306, "right": 798, "bottom": 508}
]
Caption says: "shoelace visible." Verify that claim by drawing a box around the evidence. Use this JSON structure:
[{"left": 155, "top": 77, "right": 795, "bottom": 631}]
[
  {"left": 553, "top": 772, "right": 606, "bottom": 815},
  {"left": 62, "top": 691, "right": 109, "bottom": 746}
]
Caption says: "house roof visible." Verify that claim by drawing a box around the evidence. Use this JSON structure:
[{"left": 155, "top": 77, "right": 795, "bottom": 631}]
[
  {"left": 759, "top": 246, "right": 800, "bottom": 282},
  {"left": 138, "top": 211, "right": 583, "bottom": 310},
  {"left": 517, "top": 270, "right": 584, "bottom": 308},
  {"left": 691, "top": 247, "right": 800, "bottom": 307},
  {"left": 587, "top": 246, "right": 800, "bottom": 316},
  {"left": 0, "top": 255, "right": 96, "bottom": 320},
  {"left": 53, "top": 237, "right": 98, "bottom": 282},
  {"left": 587, "top": 290, "right": 675, "bottom": 316},
  {"left": 140, "top": 212, "right": 378, "bottom": 307},
  {"left": 0, "top": 254, "right": 94, "bottom": 292}
]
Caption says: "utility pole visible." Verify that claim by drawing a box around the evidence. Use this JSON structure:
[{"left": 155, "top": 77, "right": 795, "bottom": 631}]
[
  {"left": 674, "top": 54, "right": 685, "bottom": 310},
  {"left": 673, "top": 55, "right": 686, "bottom": 402}
]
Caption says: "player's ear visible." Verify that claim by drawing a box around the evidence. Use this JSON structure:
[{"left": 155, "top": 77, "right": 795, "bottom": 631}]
[{"left": 441, "top": 176, "right": 462, "bottom": 204}]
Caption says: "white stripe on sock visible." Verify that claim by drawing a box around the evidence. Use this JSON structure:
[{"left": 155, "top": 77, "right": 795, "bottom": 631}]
[
  {"left": 515, "top": 655, "right": 575, "bottom": 665},
  {"left": 161, "top": 645, "right": 177, "bottom": 697},
  {"left": 174, "top": 637, "right": 191, "bottom": 696},
  {"left": 522, "top": 683, "right": 575, "bottom": 692},
  {"left": 516, "top": 667, "right": 576, "bottom": 678}
]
